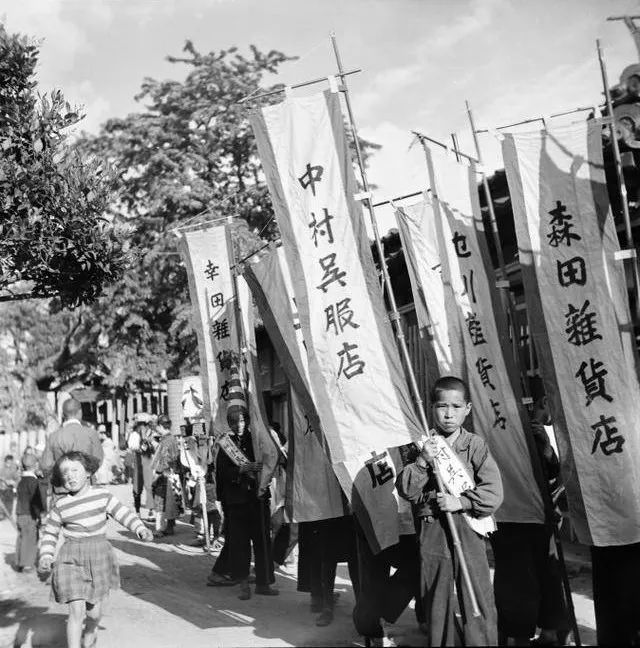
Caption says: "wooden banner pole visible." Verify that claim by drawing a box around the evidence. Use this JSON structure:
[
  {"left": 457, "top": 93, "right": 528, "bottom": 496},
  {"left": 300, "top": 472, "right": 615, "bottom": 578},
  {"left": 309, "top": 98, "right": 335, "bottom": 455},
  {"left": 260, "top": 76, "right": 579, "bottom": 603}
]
[
  {"left": 330, "top": 32, "right": 481, "bottom": 619},
  {"left": 597, "top": 39, "right": 640, "bottom": 323}
]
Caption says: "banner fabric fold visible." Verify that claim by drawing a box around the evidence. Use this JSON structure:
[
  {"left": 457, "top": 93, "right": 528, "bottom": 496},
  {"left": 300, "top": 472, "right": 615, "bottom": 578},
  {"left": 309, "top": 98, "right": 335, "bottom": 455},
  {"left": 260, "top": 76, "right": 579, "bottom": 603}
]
[{"left": 242, "top": 246, "right": 346, "bottom": 522}]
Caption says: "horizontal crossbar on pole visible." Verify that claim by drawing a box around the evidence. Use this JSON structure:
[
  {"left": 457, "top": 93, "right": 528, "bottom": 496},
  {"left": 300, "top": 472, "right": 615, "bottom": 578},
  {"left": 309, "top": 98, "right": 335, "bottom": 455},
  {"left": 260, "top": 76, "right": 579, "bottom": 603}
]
[
  {"left": 412, "top": 130, "right": 479, "bottom": 164},
  {"left": 238, "top": 68, "right": 362, "bottom": 104},
  {"left": 475, "top": 106, "right": 596, "bottom": 134},
  {"left": 372, "top": 189, "right": 427, "bottom": 208},
  {"left": 607, "top": 15, "right": 640, "bottom": 20}
]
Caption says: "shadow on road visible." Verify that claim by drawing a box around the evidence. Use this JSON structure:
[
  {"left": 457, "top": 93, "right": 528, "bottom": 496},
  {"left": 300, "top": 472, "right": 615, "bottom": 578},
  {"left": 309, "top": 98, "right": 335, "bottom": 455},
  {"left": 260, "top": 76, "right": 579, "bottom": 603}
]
[
  {"left": 109, "top": 527, "right": 363, "bottom": 646},
  {"left": 0, "top": 598, "right": 67, "bottom": 648}
]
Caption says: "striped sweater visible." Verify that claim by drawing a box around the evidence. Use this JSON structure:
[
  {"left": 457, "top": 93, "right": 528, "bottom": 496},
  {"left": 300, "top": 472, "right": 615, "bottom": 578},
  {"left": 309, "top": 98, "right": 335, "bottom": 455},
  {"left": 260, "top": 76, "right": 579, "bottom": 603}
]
[{"left": 39, "top": 486, "right": 145, "bottom": 559}]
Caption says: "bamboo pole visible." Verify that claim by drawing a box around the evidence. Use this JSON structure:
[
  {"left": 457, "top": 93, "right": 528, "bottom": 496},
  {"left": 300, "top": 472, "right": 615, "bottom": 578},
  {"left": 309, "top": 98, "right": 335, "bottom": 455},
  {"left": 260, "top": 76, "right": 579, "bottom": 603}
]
[
  {"left": 179, "top": 436, "right": 211, "bottom": 551},
  {"left": 466, "top": 101, "right": 582, "bottom": 646},
  {"left": 451, "top": 133, "right": 461, "bottom": 162},
  {"left": 330, "top": 32, "right": 481, "bottom": 619},
  {"left": 597, "top": 39, "right": 640, "bottom": 323}
]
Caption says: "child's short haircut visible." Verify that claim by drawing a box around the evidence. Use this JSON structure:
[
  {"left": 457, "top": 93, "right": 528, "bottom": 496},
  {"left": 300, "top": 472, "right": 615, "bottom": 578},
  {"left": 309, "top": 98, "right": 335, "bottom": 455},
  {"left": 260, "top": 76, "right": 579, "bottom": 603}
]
[
  {"left": 52, "top": 451, "right": 101, "bottom": 486},
  {"left": 430, "top": 376, "right": 470, "bottom": 403},
  {"left": 21, "top": 453, "right": 38, "bottom": 471}
]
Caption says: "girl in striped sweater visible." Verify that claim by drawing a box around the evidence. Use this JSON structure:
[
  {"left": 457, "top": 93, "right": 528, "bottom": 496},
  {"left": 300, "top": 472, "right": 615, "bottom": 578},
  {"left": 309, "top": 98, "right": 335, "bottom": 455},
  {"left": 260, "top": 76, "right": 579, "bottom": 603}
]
[{"left": 38, "top": 451, "right": 153, "bottom": 648}]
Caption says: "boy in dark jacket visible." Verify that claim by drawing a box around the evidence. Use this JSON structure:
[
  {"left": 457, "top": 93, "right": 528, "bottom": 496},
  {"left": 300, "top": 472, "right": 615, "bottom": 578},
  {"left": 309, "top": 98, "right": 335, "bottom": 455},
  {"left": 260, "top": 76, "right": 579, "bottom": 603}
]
[
  {"left": 397, "top": 376, "right": 503, "bottom": 646},
  {"left": 15, "top": 453, "right": 47, "bottom": 571}
]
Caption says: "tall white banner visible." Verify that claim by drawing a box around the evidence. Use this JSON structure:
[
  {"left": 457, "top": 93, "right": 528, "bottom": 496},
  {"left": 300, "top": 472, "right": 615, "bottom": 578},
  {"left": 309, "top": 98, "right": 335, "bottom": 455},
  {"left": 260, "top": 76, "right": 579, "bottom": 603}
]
[
  {"left": 426, "top": 145, "right": 545, "bottom": 524},
  {"left": 395, "top": 198, "right": 465, "bottom": 378},
  {"left": 177, "top": 225, "right": 238, "bottom": 435},
  {"left": 251, "top": 90, "right": 422, "bottom": 551},
  {"left": 503, "top": 121, "right": 640, "bottom": 545}
]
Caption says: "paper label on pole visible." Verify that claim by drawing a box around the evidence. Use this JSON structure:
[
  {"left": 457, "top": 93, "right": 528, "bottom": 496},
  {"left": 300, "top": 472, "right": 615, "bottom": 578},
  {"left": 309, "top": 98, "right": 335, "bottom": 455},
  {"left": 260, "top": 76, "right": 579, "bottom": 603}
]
[{"left": 503, "top": 121, "right": 640, "bottom": 546}]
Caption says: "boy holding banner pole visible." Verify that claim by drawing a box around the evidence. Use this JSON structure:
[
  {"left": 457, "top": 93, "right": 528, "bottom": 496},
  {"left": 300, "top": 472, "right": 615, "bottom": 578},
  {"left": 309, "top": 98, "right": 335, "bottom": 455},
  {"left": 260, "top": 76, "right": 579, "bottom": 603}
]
[
  {"left": 329, "top": 32, "right": 484, "bottom": 641},
  {"left": 398, "top": 376, "right": 502, "bottom": 646}
]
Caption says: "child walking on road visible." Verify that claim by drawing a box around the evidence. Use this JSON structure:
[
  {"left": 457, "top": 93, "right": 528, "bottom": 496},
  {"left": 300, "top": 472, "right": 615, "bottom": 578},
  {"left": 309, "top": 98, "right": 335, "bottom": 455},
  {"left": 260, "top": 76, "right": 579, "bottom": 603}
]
[
  {"left": 38, "top": 451, "right": 153, "bottom": 648},
  {"left": 398, "top": 376, "right": 503, "bottom": 646},
  {"left": 14, "top": 453, "right": 47, "bottom": 572}
]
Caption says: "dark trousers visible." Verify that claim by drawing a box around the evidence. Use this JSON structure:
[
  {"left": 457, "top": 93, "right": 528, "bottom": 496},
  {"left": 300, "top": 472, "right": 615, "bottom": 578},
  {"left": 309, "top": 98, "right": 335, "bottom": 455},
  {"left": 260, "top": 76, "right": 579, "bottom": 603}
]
[
  {"left": 212, "top": 538, "right": 230, "bottom": 576},
  {"left": 420, "top": 514, "right": 497, "bottom": 647},
  {"left": 298, "top": 517, "right": 359, "bottom": 611},
  {"left": 226, "top": 499, "right": 274, "bottom": 586},
  {"left": 491, "top": 522, "right": 569, "bottom": 639},
  {"left": 15, "top": 515, "right": 38, "bottom": 568},
  {"left": 273, "top": 522, "right": 298, "bottom": 566},
  {"left": 353, "top": 525, "right": 422, "bottom": 638},
  {"left": 591, "top": 542, "right": 640, "bottom": 646}
]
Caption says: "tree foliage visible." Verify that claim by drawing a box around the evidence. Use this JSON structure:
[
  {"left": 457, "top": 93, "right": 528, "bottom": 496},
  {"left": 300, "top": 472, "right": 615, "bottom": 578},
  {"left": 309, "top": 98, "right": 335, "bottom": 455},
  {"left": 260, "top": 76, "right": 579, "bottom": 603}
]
[
  {"left": 0, "top": 25, "right": 124, "bottom": 307},
  {"left": 72, "top": 42, "right": 329, "bottom": 389},
  {"left": 8, "top": 40, "right": 380, "bottom": 397}
]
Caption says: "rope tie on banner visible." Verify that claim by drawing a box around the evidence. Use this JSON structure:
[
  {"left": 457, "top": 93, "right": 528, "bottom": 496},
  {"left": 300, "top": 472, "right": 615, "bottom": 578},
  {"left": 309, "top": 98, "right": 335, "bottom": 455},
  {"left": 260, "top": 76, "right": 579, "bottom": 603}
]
[
  {"left": 327, "top": 75, "right": 339, "bottom": 93},
  {"left": 614, "top": 249, "right": 638, "bottom": 261}
]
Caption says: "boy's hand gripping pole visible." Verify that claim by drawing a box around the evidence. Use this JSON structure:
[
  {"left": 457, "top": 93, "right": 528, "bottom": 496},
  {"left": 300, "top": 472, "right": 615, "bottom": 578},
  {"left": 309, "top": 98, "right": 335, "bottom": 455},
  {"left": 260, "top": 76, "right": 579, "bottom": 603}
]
[{"left": 423, "top": 433, "right": 482, "bottom": 618}]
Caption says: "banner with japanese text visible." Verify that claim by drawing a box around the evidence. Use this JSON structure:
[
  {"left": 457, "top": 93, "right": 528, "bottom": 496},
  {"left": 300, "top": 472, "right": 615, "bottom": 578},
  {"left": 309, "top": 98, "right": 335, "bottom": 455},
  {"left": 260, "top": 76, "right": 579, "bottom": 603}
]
[
  {"left": 236, "top": 275, "right": 280, "bottom": 495},
  {"left": 250, "top": 90, "right": 421, "bottom": 551},
  {"left": 395, "top": 198, "right": 465, "bottom": 382},
  {"left": 503, "top": 121, "right": 640, "bottom": 545},
  {"left": 177, "top": 225, "right": 238, "bottom": 436},
  {"left": 242, "top": 246, "right": 346, "bottom": 522},
  {"left": 426, "top": 145, "right": 545, "bottom": 524}
]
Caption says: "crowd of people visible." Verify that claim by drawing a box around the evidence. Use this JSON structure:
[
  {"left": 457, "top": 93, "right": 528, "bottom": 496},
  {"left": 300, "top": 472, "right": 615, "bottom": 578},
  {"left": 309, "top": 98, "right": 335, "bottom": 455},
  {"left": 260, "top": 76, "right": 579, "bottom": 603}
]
[{"left": 0, "top": 374, "right": 589, "bottom": 648}]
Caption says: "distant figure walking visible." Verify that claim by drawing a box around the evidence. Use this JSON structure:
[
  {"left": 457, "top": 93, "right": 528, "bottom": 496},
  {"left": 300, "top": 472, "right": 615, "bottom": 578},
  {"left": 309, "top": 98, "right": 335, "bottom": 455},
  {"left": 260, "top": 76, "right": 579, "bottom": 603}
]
[
  {"left": 41, "top": 399, "right": 104, "bottom": 484},
  {"left": 14, "top": 453, "right": 47, "bottom": 572}
]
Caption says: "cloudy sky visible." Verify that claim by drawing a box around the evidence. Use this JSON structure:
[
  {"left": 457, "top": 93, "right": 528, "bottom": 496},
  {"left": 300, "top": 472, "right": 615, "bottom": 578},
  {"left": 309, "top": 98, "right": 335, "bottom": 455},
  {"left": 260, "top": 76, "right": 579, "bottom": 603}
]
[{"left": 4, "top": 0, "right": 640, "bottom": 232}]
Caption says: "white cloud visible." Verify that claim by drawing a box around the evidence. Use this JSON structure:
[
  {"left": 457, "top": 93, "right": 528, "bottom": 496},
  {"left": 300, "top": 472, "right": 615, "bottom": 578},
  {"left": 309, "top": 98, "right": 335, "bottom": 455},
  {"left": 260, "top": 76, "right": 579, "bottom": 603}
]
[
  {"left": 429, "top": 0, "right": 506, "bottom": 51},
  {"left": 2, "top": 1, "right": 113, "bottom": 76},
  {"left": 356, "top": 62, "right": 422, "bottom": 120}
]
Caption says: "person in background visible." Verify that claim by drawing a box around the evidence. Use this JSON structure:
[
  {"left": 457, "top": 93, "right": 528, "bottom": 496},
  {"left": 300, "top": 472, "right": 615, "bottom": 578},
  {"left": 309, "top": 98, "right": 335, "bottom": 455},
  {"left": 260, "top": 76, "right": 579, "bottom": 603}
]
[
  {"left": 0, "top": 454, "right": 20, "bottom": 520},
  {"left": 490, "top": 376, "right": 570, "bottom": 646},
  {"left": 40, "top": 399, "right": 104, "bottom": 480},
  {"left": 297, "top": 516, "right": 358, "bottom": 627},
  {"left": 216, "top": 405, "right": 277, "bottom": 600},
  {"left": 127, "top": 420, "right": 157, "bottom": 519},
  {"left": 14, "top": 453, "right": 47, "bottom": 572},
  {"left": 269, "top": 422, "right": 298, "bottom": 569},
  {"left": 151, "top": 415, "right": 183, "bottom": 537},
  {"left": 95, "top": 426, "right": 117, "bottom": 485}
]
